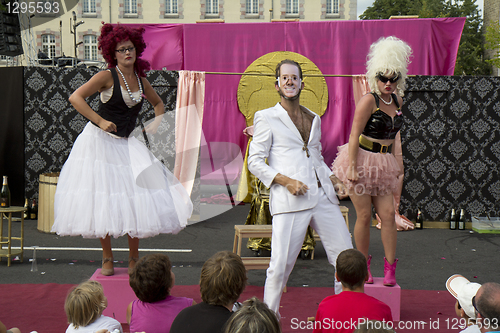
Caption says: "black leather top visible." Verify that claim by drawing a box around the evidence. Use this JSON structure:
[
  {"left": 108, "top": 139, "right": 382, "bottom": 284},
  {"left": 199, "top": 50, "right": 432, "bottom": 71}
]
[
  {"left": 361, "top": 93, "right": 402, "bottom": 140},
  {"left": 92, "top": 67, "right": 144, "bottom": 138}
]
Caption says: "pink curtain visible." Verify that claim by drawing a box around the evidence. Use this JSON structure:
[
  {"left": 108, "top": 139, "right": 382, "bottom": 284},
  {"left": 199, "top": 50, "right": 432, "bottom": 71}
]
[
  {"left": 352, "top": 75, "right": 370, "bottom": 106},
  {"left": 174, "top": 71, "right": 205, "bottom": 195},
  {"left": 132, "top": 18, "right": 465, "bottom": 170},
  {"left": 180, "top": 18, "right": 465, "bottom": 165}
]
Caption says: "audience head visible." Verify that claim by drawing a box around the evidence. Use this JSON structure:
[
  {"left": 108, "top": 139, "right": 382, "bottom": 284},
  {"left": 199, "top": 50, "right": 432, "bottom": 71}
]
[
  {"left": 200, "top": 251, "right": 247, "bottom": 307},
  {"left": 354, "top": 320, "right": 396, "bottom": 333},
  {"left": 474, "top": 282, "right": 500, "bottom": 330},
  {"left": 336, "top": 249, "right": 368, "bottom": 290},
  {"left": 223, "top": 297, "right": 281, "bottom": 333},
  {"left": 366, "top": 36, "right": 412, "bottom": 97},
  {"left": 65, "top": 280, "right": 107, "bottom": 329},
  {"left": 446, "top": 274, "right": 481, "bottom": 321},
  {"left": 129, "top": 253, "right": 174, "bottom": 303}
]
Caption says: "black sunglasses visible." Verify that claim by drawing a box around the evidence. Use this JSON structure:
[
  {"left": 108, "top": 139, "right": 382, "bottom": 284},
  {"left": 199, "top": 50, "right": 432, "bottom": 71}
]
[
  {"left": 472, "top": 296, "right": 483, "bottom": 318},
  {"left": 377, "top": 74, "right": 400, "bottom": 83}
]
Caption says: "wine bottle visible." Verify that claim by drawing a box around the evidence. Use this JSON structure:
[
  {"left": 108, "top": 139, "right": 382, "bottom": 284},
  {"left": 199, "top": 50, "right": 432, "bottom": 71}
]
[
  {"left": 415, "top": 208, "right": 423, "bottom": 229},
  {"left": 458, "top": 209, "right": 465, "bottom": 230},
  {"left": 24, "top": 198, "right": 29, "bottom": 219},
  {"left": 30, "top": 199, "right": 38, "bottom": 220},
  {"left": 449, "top": 209, "right": 457, "bottom": 230},
  {"left": 0, "top": 176, "right": 11, "bottom": 208}
]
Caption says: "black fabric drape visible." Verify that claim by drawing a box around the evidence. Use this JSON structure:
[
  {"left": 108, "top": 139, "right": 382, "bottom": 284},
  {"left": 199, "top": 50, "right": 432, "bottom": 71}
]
[{"left": 0, "top": 66, "right": 24, "bottom": 206}]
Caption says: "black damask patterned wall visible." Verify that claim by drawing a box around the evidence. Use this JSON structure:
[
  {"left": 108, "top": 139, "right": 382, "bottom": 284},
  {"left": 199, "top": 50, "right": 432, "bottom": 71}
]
[
  {"left": 23, "top": 67, "right": 200, "bottom": 215},
  {"left": 401, "top": 76, "right": 500, "bottom": 222},
  {"left": 18, "top": 71, "right": 500, "bottom": 223}
]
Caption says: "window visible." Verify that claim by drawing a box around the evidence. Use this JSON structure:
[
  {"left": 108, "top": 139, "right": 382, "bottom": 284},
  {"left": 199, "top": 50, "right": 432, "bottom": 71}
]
[
  {"left": 246, "top": 0, "right": 258, "bottom": 15},
  {"left": 326, "top": 0, "right": 339, "bottom": 14},
  {"left": 165, "top": 0, "right": 178, "bottom": 14},
  {"left": 124, "top": 0, "right": 137, "bottom": 14},
  {"left": 206, "top": 0, "right": 218, "bottom": 15},
  {"left": 286, "top": 0, "right": 298, "bottom": 14},
  {"left": 83, "top": 0, "right": 96, "bottom": 14},
  {"left": 84, "top": 35, "right": 97, "bottom": 60},
  {"left": 42, "top": 34, "right": 56, "bottom": 58}
]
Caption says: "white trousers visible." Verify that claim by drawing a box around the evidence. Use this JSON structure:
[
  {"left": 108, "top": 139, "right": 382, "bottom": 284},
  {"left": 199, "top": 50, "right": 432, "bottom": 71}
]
[{"left": 263, "top": 189, "right": 353, "bottom": 314}]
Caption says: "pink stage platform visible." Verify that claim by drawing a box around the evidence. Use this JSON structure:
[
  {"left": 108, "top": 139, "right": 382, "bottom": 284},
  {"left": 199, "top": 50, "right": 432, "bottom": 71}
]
[
  {"left": 90, "top": 268, "right": 137, "bottom": 324},
  {"left": 364, "top": 277, "right": 401, "bottom": 321}
]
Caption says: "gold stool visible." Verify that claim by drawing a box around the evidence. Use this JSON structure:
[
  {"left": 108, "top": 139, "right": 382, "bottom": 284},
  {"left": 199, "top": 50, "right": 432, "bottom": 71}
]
[{"left": 0, "top": 206, "right": 26, "bottom": 266}]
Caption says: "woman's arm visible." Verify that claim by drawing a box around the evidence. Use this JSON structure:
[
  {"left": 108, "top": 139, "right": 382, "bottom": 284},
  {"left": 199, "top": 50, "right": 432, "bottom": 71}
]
[
  {"left": 142, "top": 77, "right": 164, "bottom": 134},
  {"left": 68, "top": 70, "right": 116, "bottom": 132},
  {"left": 347, "top": 94, "right": 375, "bottom": 181}
]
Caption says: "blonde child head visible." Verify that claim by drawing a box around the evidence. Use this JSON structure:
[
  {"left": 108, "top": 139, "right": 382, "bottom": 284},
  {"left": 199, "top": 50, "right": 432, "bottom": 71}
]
[{"left": 65, "top": 280, "right": 107, "bottom": 329}]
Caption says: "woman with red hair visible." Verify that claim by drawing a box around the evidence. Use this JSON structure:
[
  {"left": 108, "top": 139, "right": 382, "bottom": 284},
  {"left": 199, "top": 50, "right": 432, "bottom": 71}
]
[{"left": 52, "top": 24, "right": 193, "bottom": 276}]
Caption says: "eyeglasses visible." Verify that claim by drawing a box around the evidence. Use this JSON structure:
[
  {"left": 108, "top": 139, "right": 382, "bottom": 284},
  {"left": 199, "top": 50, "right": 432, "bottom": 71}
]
[
  {"left": 377, "top": 74, "right": 400, "bottom": 83},
  {"left": 472, "top": 296, "right": 483, "bottom": 318},
  {"left": 115, "top": 47, "right": 135, "bottom": 54}
]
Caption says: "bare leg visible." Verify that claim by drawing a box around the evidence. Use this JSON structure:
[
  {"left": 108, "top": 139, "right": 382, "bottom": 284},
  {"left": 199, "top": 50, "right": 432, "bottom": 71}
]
[
  {"left": 100, "top": 235, "right": 113, "bottom": 263},
  {"left": 128, "top": 235, "right": 139, "bottom": 271},
  {"left": 350, "top": 193, "right": 374, "bottom": 259},
  {"left": 100, "top": 235, "right": 114, "bottom": 275},
  {"left": 372, "top": 193, "right": 397, "bottom": 264}
]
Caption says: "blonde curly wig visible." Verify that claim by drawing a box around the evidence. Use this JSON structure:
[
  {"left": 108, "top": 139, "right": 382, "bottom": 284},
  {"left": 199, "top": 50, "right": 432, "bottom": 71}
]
[{"left": 366, "top": 36, "right": 412, "bottom": 97}]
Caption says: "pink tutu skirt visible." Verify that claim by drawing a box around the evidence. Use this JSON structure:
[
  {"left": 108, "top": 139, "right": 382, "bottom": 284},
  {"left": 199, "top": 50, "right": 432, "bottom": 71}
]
[{"left": 331, "top": 143, "right": 400, "bottom": 196}]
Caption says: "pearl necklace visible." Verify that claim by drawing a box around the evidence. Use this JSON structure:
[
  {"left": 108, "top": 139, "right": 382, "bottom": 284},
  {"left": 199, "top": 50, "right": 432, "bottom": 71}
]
[
  {"left": 116, "top": 66, "right": 143, "bottom": 103},
  {"left": 380, "top": 94, "right": 393, "bottom": 105}
]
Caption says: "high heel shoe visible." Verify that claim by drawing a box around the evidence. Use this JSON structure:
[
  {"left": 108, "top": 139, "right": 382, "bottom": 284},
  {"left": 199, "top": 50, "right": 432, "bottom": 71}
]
[
  {"left": 128, "top": 257, "right": 139, "bottom": 275},
  {"left": 383, "top": 257, "right": 398, "bottom": 286},
  {"left": 366, "top": 255, "right": 374, "bottom": 284},
  {"left": 101, "top": 257, "right": 114, "bottom": 276}
]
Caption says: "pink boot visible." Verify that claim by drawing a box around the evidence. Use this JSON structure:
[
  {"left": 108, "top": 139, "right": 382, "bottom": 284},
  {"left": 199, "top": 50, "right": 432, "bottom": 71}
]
[
  {"left": 383, "top": 257, "right": 398, "bottom": 286},
  {"left": 366, "top": 255, "right": 374, "bottom": 284}
]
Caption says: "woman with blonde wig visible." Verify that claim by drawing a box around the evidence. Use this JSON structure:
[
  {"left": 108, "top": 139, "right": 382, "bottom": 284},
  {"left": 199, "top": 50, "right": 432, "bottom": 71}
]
[{"left": 332, "top": 36, "right": 412, "bottom": 286}]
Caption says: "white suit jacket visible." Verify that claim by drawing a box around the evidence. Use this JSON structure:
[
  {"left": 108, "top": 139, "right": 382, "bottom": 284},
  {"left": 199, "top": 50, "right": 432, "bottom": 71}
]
[{"left": 248, "top": 102, "right": 339, "bottom": 216}]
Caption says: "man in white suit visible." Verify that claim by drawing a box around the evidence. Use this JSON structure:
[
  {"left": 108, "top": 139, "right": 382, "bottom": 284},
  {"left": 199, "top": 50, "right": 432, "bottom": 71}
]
[{"left": 248, "top": 59, "right": 353, "bottom": 315}]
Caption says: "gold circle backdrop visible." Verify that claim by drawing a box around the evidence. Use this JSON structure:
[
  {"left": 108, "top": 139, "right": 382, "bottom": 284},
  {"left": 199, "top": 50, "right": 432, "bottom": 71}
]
[{"left": 237, "top": 51, "right": 328, "bottom": 126}]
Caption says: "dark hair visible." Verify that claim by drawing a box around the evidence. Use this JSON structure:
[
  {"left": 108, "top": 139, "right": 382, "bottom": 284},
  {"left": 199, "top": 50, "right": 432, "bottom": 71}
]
[
  {"left": 476, "top": 282, "right": 500, "bottom": 322},
  {"left": 275, "top": 59, "right": 303, "bottom": 81},
  {"left": 98, "top": 23, "right": 150, "bottom": 77},
  {"left": 336, "top": 249, "right": 367, "bottom": 290},
  {"left": 223, "top": 297, "right": 281, "bottom": 333},
  {"left": 200, "top": 251, "right": 247, "bottom": 306},
  {"left": 129, "top": 254, "right": 173, "bottom": 303}
]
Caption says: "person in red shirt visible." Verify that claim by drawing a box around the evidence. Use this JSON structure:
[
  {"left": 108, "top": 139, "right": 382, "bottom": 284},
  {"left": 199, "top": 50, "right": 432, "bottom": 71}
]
[{"left": 313, "top": 249, "right": 393, "bottom": 333}]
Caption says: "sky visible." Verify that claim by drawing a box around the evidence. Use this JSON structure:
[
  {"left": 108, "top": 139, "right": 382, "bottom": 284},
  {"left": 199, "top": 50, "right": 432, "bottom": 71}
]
[{"left": 356, "top": 0, "right": 484, "bottom": 19}]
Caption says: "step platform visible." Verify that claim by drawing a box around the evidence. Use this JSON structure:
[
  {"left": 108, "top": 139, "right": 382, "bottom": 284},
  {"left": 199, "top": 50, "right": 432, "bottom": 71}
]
[
  {"left": 364, "top": 277, "right": 401, "bottom": 321},
  {"left": 90, "top": 268, "right": 137, "bottom": 324}
]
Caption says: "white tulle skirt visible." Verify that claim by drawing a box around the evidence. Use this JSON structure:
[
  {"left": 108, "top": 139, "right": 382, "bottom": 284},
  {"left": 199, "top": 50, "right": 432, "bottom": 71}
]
[{"left": 52, "top": 123, "right": 193, "bottom": 239}]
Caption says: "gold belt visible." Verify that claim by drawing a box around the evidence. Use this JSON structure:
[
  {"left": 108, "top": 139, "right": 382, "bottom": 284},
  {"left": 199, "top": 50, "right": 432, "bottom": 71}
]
[{"left": 359, "top": 135, "right": 392, "bottom": 154}]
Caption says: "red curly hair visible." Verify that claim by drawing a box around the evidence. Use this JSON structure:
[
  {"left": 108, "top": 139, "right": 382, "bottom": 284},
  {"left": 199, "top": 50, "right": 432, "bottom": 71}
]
[{"left": 98, "top": 23, "right": 150, "bottom": 77}]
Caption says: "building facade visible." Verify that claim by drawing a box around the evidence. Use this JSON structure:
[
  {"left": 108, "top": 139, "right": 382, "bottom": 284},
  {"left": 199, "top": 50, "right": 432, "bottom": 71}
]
[{"left": 18, "top": 0, "right": 357, "bottom": 66}]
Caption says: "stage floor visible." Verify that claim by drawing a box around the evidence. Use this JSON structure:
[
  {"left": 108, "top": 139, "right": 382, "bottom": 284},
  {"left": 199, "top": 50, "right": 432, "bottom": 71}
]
[
  {"left": 1, "top": 198, "right": 499, "bottom": 332},
  {"left": 1, "top": 198, "right": 498, "bottom": 291}
]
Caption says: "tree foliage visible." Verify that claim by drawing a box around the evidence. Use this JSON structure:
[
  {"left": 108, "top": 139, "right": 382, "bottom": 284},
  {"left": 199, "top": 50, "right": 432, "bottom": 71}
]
[
  {"left": 484, "top": 21, "right": 500, "bottom": 69},
  {"left": 360, "top": 0, "right": 490, "bottom": 75}
]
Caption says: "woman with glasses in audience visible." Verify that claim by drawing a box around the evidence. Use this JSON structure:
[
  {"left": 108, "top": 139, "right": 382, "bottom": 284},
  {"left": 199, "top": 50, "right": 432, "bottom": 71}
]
[
  {"left": 52, "top": 23, "right": 192, "bottom": 276},
  {"left": 332, "top": 36, "right": 412, "bottom": 287}
]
